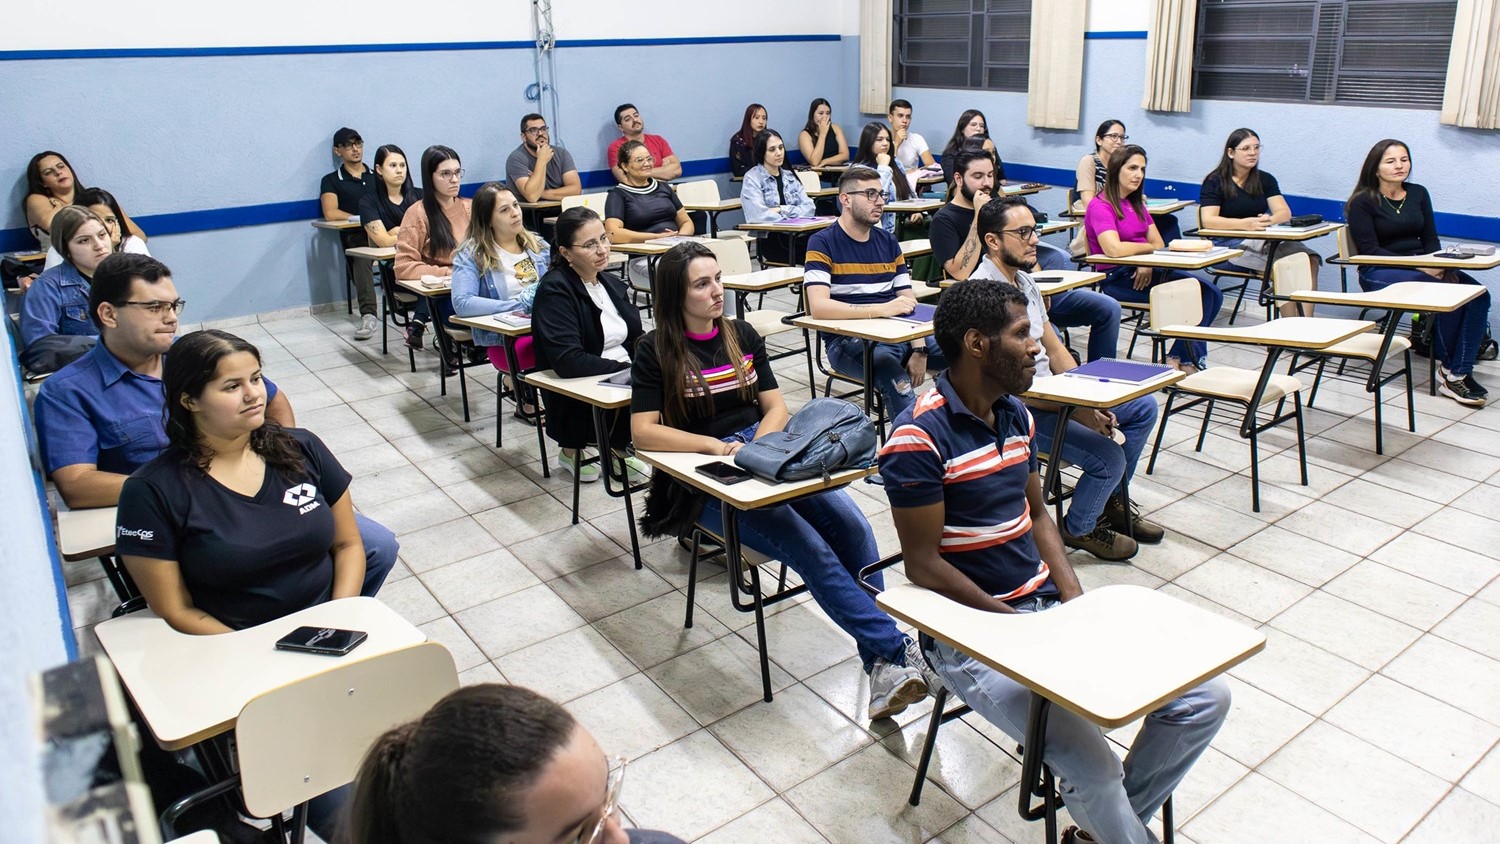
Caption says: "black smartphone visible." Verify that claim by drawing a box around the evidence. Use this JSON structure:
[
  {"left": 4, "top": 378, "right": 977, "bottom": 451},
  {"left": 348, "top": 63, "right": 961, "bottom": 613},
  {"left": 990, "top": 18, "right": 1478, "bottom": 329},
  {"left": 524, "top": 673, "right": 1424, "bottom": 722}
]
[
  {"left": 599, "top": 369, "right": 633, "bottom": 388},
  {"left": 275, "top": 626, "right": 369, "bottom": 656},
  {"left": 696, "top": 461, "right": 754, "bottom": 485}
]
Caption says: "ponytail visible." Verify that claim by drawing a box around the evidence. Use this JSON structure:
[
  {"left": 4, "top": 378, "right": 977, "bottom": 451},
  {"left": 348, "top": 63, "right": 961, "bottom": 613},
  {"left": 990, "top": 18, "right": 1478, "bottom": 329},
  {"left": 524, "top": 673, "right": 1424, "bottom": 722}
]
[{"left": 342, "top": 722, "right": 416, "bottom": 844}]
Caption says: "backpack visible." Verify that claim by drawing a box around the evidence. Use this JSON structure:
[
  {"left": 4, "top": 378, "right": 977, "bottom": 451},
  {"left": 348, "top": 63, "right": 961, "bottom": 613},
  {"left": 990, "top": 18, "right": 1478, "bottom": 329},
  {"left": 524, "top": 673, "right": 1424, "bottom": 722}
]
[{"left": 733, "top": 398, "right": 877, "bottom": 483}]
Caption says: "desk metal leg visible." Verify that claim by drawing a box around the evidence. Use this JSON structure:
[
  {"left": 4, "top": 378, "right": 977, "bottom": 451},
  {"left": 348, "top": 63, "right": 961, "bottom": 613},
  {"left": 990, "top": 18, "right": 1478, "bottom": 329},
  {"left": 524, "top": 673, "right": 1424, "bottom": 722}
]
[
  {"left": 1018, "top": 693, "right": 1058, "bottom": 840},
  {"left": 1043, "top": 407, "right": 1074, "bottom": 532},
  {"left": 722, "top": 504, "right": 774, "bottom": 703},
  {"left": 592, "top": 405, "right": 644, "bottom": 569},
  {"left": 1254, "top": 240, "right": 1284, "bottom": 319}
]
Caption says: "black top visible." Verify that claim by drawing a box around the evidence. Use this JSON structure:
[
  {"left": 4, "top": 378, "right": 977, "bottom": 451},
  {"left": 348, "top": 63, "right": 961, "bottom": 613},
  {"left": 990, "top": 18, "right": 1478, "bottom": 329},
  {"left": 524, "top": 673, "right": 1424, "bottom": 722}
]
[
  {"left": 531, "top": 263, "right": 644, "bottom": 377},
  {"left": 114, "top": 428, "right": 352, "bottom": 631},
  {"left": 631, "top": 321, "right": 778, "bottom": 439},
  {"left": 605, "top": 181, "right": 683, "bottom": 234},
  {"left": 929, "top": 202, "right": 974, "bottom": 273},
  {"left": 729, "top": 135, "right": 755, "bottom": 178},
  {"left": 320, "top": 164, "right": 378, "bottom": 216},
  {"left": 1345, "top": 183, "right": 1440, "bottom": 257},
  {"left": 358, "top": 185, "right": 422, "bottom": 232},
  {"left": 1199, "top": 170, "right": 1282, "bottom": 219},
  {"left": 940, "top": 144, "right": 1005, "bottom": 188}
]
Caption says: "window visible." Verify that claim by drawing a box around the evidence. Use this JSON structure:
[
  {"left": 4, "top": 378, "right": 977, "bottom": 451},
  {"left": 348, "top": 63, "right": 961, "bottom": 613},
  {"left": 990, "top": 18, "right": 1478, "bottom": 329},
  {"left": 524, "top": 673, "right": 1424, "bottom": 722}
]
[
  {"left": 1193, "top": 0, "right": 1458, "bottom": 108},
  {"left": 893, "top": 0, "right": 1031, "bottom": 92}
]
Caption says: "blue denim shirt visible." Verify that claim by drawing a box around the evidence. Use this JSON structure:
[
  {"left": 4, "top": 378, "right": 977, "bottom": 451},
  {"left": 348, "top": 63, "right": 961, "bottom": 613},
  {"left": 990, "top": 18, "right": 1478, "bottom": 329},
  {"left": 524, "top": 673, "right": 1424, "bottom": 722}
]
[
  {"left": 451, "top": 241, "right": 552, "bottom": 347},
  {"left": 740, "top": 165, "right": 816, "bottom": 223},
  {"left": 20, "top": 262, "right": 96, "bottom": 350}
]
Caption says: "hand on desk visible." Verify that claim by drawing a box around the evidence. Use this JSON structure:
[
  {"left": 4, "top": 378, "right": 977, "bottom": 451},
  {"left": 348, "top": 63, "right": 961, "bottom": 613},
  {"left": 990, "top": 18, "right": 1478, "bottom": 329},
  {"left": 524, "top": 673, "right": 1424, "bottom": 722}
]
[
  {"left": 718, "top": 440, "right": 745, "bottom": 457},
  {"left": 650, "top": 230, "right": 680, "bottom": 240},
  {"left": 1246, "top": 214, "right": 1272, "bottom": 232},
  {"left": 879, "top": 298, "right": 916, "bottom": 318}
]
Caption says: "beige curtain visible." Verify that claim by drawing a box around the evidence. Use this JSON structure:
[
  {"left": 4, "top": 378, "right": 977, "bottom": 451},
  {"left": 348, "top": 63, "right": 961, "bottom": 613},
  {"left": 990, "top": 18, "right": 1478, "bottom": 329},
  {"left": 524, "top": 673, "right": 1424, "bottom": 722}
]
[
  {"left": 1027, "top": 0, "right": 1087, "bottom": 129},
  {"left": 1141, "top": 0, "right": 1198, "bottom": 112},
  {"left": 860, "top": 0, "right": 893, "bottom": 115},
  {"left": 1441, "top": 0, "right": 1500, "bottom": 129}
]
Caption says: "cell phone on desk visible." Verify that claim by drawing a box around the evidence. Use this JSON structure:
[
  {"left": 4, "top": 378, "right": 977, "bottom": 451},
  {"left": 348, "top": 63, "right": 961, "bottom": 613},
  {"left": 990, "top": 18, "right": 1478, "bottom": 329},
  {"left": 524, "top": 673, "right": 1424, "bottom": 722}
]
[
  {"left": 275, "top": 626, "right": 368, "bottom": 656},
  {"left": 696, "top": 461, "right": 754, "bottom": 485},
  {"left": 598, "top": 369, "right": 633, "bottom": 388}
]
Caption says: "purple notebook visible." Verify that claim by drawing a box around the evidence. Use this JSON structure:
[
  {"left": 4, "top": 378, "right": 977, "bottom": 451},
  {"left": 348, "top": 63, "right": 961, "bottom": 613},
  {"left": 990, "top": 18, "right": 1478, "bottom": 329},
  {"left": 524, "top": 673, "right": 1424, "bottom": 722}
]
[
  {"left": 892, "top": 302, "right": 938, "bottom": 324},
  {"left": 779, "top": 216, "right": 833, "bottom": 225},
  {"left": 1064, "top": 358, "right": 1175, "bottom": 384}
]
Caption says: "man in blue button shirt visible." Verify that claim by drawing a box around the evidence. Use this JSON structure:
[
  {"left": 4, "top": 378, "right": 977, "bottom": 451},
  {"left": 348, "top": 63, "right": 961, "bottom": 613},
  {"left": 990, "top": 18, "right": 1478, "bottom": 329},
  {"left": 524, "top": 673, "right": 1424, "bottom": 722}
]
[{"left": 33, "top": 253, "right": 396, "bottom": 590}]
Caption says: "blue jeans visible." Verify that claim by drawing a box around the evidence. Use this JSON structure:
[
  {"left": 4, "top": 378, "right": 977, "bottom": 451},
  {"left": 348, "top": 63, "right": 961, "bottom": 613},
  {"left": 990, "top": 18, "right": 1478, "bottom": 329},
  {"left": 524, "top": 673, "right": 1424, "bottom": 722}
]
[
  {"left": 702, "top": 424, "right": 904, "bottom": 672},
  {"left": 927, "top": 597, "right": 1231, "bottom": 844},
  {"left": 1049, "top": 289, "right": 1123, "bottom": 363},
  {"left": 1099, "top": 266, "right": 1223, "bottom": 366},
  {"left": 1360, "top": 267, "right": 1491, "bottom": 377},
  {"left": 1037, "top": 241, "right": 1071, "bottom": 272},
  {"left": 354, "top": 513, "right": 398, "bottom": 596},
  {"left": 1030, "top": 395, "right": 1158, "bottom": 536},
  {"left": 824, "top": 333, "right": 949, "bottom": 422}
]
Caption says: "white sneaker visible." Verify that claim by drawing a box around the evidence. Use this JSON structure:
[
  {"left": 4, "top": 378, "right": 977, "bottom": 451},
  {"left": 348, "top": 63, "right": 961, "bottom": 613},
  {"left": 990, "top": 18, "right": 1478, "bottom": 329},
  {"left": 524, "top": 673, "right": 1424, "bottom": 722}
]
[
  {"left": 558, "top": 450, "right": 601, "bottom": 483},
  {"left": 353, "top": 314, "right": 378, "bottom": 340},
  {"left": 867, "top": 655, "right": 928, "bottom": 720}
]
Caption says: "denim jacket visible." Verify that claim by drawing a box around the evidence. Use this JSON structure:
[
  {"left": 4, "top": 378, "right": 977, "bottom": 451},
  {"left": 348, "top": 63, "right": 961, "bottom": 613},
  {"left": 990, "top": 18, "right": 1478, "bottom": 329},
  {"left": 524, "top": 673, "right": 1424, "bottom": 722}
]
[
  {"left": 451, "top": 240, "right": 552, "bottom": 347},
  {"left": 740, "top": 165, "right": 816, "bottom": 223},
  {"left": 20, "top": 262, "right": 96, "bottom": 350}
]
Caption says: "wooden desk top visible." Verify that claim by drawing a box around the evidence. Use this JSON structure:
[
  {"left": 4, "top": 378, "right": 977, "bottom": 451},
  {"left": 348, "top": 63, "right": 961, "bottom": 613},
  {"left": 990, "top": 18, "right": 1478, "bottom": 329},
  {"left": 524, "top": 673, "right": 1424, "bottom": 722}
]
[
  {"left": 792, "top": 314, "right": 934, "bottom": 344},
  {"left": 681, "top": 198, "right": 742, "bottom": 212},
  {"left": 345, "top": 245, "right": 396, "bottom": 260},
  {"left": 999, "top": 183, "right": 1050, "bottom": 197},
  {"left": 1038, "top": 219, "right": 1081, "bottom": 236},
  {"left": 886, "top": 198, "right": 944, "bottom": 213},
  {"left": 56, "top": 507, "right": 118, "bottom": 561},
  {"left": 902, "top": 239, "right": 933, "bottom": 259},
  {"left": 722, "top": 266, "right": 803, "bottom": 292},
  {"left": 311, "top": 219, "right": 360, "bottom": 231},
  {"left": 1339, "top": 251, "right": 1500, "bottom": 271},
  {"left": 1192, "top": 222, "right": 1343, "bottom": 242},
  {"left": 1143, "top": 199, "right": 1194, "bottom": 215},
  {"left": 635, "top": 449, "right": 874, "bottom": 511},
  {"left": 519, "top": 199, "right": 563, "bottom": 210},
  {"left": 449, "top": 313, "right": 532, "bottom": 337},
  {"left": 523, "top": 369, "right": 633, "bottom": 409},
  {"left": 1288, "top": 280, "right": 1486, "bottom": 313},
  {"left": 1159, "top": 316, "right": 1375, "bottom": 349},
  {"left": 96, "top": 597, "right": 427, "bottom": 750},
  {"left": 738, "top": 217, "right": 837, "bottom": 233},
  {"left": 610, "top": 236, "right": 711, "bottom": 256},
  {"left": 915, "top": 174, "right": 945, "bottom": 188},
  {"left": 6, "top": 250, "right": 46, "bottom": 263},
  {"left": 807, "top": 186, "right": 840, "bottom": 198},
  {"left": 1085, "top": 247, "right": 1245, "bottom": 270},
  {"left": 877, "top": 584, "right": 1264, "bottom": 728},
  {"left": 395, "top": 277, "right": 451, "bottom": 297},
  {"left": 1024, "top": 367, "right": 1185, "bottom": 409},
  {"left": 942, "top": 270, "right": 1105, "bottom": 295}
]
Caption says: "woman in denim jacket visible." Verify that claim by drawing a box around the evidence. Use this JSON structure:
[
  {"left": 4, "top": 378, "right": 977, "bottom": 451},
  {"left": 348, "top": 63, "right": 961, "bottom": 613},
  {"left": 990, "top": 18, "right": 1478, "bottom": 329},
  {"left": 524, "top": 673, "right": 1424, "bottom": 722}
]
[
  {"left": 739, "top": 129, "right": 815, "bottom": 265},
  {"left": 20, "top": 205, "right": 115, "bottom": 373}
]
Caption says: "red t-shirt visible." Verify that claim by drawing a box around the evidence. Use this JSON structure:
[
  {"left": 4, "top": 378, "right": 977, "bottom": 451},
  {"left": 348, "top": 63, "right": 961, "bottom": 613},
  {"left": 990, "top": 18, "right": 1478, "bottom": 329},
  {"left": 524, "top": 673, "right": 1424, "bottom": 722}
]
[{"left": 607, "top": 133, "right": 675, "bottom": 171}]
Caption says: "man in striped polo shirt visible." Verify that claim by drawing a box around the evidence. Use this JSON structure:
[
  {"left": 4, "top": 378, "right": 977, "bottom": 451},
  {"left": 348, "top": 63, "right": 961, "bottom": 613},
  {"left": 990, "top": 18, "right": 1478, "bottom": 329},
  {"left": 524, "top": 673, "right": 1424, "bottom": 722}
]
[
  {"left": 878, "top": 279, "right": 1230, "bottom": 844},
  {"left": 804, "top": 166, "right": 948, "bottom": 419}
]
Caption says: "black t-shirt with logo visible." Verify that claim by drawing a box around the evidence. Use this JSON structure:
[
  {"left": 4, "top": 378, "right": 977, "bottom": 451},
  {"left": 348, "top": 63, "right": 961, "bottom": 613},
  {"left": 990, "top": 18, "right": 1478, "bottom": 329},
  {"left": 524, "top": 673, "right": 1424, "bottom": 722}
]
[{"left": 115, "top": 428, "right": 352, "bottom": 630}]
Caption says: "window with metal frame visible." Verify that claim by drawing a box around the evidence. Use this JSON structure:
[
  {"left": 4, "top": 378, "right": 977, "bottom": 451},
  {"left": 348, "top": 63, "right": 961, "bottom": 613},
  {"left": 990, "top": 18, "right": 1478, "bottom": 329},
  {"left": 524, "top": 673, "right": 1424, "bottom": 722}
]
[
  {"left": 1193, "top": 0, "right": 1458, "bottom": 109},
  {"left": 893, "top": 0, "right": 1031, "bottom": 92}
]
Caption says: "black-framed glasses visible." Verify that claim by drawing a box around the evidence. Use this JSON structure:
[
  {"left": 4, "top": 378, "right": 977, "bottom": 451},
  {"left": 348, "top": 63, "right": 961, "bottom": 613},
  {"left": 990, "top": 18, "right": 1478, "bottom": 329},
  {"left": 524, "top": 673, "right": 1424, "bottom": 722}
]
[
  {"left": 119, "top": 299, "right": 187, "bottom": 316},
  {"left": 524, "top": 125, "right": 550, "bottom": 135},
  {"left": 1102, "top": 133, "right": 1128, "bottom": 141},
  {"left": 845, "top": 187, "right": 886, "bottom": 203},
  {"left": 1000, "top": 226, "right": 1040, "bottom": 240}
]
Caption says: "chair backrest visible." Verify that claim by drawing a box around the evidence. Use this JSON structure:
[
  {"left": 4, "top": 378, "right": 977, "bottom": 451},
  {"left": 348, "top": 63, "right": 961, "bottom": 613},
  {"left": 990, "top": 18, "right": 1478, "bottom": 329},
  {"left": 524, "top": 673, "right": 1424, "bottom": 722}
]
[
  {"left": 234, "top": 641, "right": 459, "bottom": 819},
  {"left": 796, "top": 170, "right": 822, "bottom": 194},
  {"left": 1336, "top": 225, "right": 1353, "bottom": 259},
  {"left": 704, "top": 237, "right": 754, "bottom": 276},
  {"left": 563, "top": 192, "right": 608, "bottom": 213},
  {"left": 674, "top": 179, "right": 720, "bottom": 206},
  {"left": 1148, "top": 277, "right": 1203, "bottom": 331},
  {"left": 1270, "top": 252, "right": 1316, "bottom": 298}
]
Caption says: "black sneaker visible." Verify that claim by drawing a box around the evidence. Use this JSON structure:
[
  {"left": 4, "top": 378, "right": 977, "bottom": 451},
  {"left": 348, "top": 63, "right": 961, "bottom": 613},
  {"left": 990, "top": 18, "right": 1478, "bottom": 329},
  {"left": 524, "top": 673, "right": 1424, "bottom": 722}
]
[
  {"left": 404, "top": 321, "right": 427, "bottom": 351},
  {"left": 1478, "top": 338, "right": 1498, "bottom": 362},
  {"left": 1102, "top": 494, "right": 1165, "bottom": 544},
  {"left": 1061, "top": 522, "right": 1138, "bottom": 561},
  {"left": 1438, "top": 374, "right": 1486, "bottom": 407},
  {"left": 1462, "top": 374, "right": 1488, "bottom": 399}
]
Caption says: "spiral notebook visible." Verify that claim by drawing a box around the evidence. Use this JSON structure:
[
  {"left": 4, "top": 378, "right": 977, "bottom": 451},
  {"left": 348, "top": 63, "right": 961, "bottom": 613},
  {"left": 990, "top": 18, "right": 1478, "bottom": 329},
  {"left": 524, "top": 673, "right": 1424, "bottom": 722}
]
[{"left": 1063, "top": 359, "right": 1175, "bottom": 384}]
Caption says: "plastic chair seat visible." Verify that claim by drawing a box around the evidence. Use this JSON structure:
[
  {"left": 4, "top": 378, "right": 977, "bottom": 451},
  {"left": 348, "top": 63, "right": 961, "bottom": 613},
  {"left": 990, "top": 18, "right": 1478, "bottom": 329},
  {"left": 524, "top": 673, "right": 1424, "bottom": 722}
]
[
  {"left": 744, "top": 309, "right": 796, "bottom": 338},
  {"left": 1321, "top": 332, "right": 1411, "bottom": 360},
  {"left": 1177, "top": 367, "right": 1302, "bottom": 405}
]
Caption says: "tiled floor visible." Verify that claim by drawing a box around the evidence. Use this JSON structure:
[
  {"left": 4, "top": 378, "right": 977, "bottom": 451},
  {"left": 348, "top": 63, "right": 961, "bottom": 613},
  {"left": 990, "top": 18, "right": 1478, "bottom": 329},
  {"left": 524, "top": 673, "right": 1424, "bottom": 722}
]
[{"left": 60, "top": 287, "right": 1500, "bottom": 843}]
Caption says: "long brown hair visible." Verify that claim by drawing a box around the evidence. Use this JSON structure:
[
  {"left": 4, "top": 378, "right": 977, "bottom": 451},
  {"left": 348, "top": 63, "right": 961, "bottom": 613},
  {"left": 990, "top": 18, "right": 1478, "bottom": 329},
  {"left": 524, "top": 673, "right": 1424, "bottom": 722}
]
[
  {"left": 342, "top": 684, "right": 577, "bottom": 844},
  {"left": 1347, "top": 138, "right": 1410, "bottom": 214},
  {"left": 651, "top": 242, "right": 757, "bottom": 426},
  {"left": 49, "top": 206, "right": 112, "bottom": 269},
  {"left": 1208, "top": 128, "right": 1263, "bottom": 201},
  {"left": 1103, "top": 144, "right": 1149, "bottom": 222},
  {"left": 462, "top": 182, "right": 544, "bottom": 274},
  {"left": 164, "top": 330, "right": 306, "bottom": 479}
]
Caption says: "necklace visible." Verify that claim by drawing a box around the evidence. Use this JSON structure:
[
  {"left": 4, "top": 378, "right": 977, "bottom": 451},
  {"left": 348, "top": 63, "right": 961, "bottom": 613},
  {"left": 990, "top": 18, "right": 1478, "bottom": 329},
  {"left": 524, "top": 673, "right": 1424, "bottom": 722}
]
[{"left": 1381, "top": 193, "right": 1406, "bottom": 215}]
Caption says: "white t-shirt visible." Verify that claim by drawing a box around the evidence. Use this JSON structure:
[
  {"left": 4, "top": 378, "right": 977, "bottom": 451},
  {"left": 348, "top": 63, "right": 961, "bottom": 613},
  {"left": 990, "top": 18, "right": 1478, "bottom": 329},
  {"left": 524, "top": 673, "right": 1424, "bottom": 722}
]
[
  {"left": 44, "top": 235, "right": 150, "bottom": 271},
  {"left": 968, "top": 256, "right": 1052, "bottom": 376},
  {"left": 894, "top": 132, "right": 930, "bottom": 172},
  {"left": 584, "top": 279, "right": 630, "bottom": 363},
  {"left": 496, "top": 247, "right": 539, "bottom": 298}
]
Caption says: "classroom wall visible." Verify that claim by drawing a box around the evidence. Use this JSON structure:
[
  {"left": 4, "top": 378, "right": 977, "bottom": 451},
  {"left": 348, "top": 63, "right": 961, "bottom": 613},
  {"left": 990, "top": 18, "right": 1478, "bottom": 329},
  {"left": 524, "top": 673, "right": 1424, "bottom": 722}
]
[{"left": 0, "top": 2, "right": 854, "bottom": 322}]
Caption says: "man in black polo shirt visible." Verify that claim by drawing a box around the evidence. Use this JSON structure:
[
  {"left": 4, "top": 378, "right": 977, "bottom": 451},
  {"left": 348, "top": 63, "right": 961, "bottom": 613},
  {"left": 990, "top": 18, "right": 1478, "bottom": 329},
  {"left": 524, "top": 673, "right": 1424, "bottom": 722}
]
[
  {"left": 319, "top": 127, "right": 380, "bottom": 340},
  {"left": 879, "top": 279, "right": 1229, "bottom": 844}
]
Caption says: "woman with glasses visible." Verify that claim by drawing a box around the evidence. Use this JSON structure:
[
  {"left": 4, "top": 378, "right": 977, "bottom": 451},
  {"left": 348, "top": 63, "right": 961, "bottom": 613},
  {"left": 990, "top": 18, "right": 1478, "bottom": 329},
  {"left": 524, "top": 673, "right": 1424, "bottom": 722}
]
[
  {"left": 395, "top": 146, "right": 472, "bottom": 359},
  {"left": 1199, "top": 128, "right": 1321, "bottom": 290},
  {"left": 727, "top": 103, "right": 767, "bottom": 178},
  {"left": 20, "top": 206, "right": 117, "bottom": 373},
  {"left": 739, "top": 129, "right": 816, "bottom": 265},
  {"left": 43, "top": 188, "right": 150, "bottom": 270},
  {"left": 24, "top": 151, "right": 146, "bottom": 251},
  {"left": 1085, "top": 145, "right": 1222, "bottom": 372},
  {"left": 531, "top": 207, "right": 648, "bottom": 483},
  {"left": 1075, "top": 120, "right": 1129, "bottom": 209},
  {"left": 345, "top": 684, "right": 684, "bottom": 844}
]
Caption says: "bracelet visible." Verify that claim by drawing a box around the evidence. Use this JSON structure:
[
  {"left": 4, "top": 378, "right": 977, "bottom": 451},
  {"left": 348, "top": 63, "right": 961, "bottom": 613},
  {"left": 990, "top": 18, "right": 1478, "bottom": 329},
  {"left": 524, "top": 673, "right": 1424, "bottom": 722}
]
[{"left": 909, "top": 348, "right": 928, "bottom": 356}]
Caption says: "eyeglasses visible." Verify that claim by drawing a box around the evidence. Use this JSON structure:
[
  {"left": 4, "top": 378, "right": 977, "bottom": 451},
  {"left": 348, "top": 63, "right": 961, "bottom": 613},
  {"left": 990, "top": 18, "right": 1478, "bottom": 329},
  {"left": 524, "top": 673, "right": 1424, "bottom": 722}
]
[
  {"left": 1102, "top": 133, "right": 1128, "bottom": 141},
  {"left": 337, "top": 141, "right": 363, "bottom": 148},
  {"left": 1000, "top": 226, "right": 1040, "bottom": 241},
  {"left": 571, "top": 234, "right": 612, "bottom": 253},
  {"left": 1234, "top": 144, "right": 1262, "bottom": 153},
  {"left": 574, "top": 755, "right": 628, "bottom": 844},
  {"left": 524, "top": 125, "right": 550, "bottom": 135},
  {"left": 845, "top": 188, "right": 886, "bottom": 204},
  {"left": 435, "top": 168, "right": 464, "bottom": 181},
  {"left": 119, "top": 299, "right": 187, "bottom": 317},
  {"left": 629, "top": 157, "right": 654, "bottom": 167}
]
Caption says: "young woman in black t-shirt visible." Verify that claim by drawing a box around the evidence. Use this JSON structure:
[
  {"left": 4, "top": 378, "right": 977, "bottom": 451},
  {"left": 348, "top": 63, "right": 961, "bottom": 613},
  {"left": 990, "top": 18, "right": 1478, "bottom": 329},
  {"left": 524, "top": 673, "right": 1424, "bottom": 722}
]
[
  {"left": 1198, "top": 128, "right": 1321, "bottom": 295},
  {"left": 360, "top": 144, "right": 421, "bottom": 249},
  {"left": 115, "top": 329, "right": 368, "bottom": 635},
  {"left": 630, "top": 242, "right": 933, "bottom": 721}
]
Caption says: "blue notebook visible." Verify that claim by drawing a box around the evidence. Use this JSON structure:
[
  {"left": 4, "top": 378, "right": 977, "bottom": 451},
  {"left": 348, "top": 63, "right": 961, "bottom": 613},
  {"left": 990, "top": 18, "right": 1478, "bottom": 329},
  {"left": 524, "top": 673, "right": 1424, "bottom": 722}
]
[
  {"left": 1063, "top": 359, "right": 1175, "bottom": 384},
  {"left": 892, "top": 302, "right": 938, "bottom": 324}
]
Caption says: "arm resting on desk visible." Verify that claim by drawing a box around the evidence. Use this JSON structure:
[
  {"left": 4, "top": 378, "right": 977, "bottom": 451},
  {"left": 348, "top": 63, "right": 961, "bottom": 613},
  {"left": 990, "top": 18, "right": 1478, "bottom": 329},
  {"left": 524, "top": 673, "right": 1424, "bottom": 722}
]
[
  {"left": 1092, "top": 225, "right": 1161, "bottom": 258},
  {"left": 52, "top": 464, "right": 128, "bottom": 509},
  {"left": 805, "top": 284, "right": 916, "bottom": 320},
  {"left": 320, "top": 193, "right": 351, "bottom": 223},
  {"left": 122, "top": 556, "right": 235, "bottom": 635},
  {"left": 328, "top": 493, "right": 365, "bottom": 600}
]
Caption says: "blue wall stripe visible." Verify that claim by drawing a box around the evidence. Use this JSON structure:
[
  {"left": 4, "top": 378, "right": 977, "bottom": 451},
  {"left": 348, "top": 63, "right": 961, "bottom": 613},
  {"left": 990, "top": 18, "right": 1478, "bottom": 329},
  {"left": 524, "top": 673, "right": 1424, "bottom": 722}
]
[
  {"left": 0, "top": 33, "right": 840, "bottom": 62},
  {"left": 6, "top": 158, "right": 1495, "bottom": 252},
  {"left": 1084, "top": 31, "right": 1149, "bottom": 40}
]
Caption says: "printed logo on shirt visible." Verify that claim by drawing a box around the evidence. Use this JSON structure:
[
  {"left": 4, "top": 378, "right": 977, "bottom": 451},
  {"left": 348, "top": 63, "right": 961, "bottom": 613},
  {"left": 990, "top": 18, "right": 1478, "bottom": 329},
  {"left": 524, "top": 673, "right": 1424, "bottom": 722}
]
[
  {"left": 117, "top": 526, "right": 155, "bottom": 541},
  {"left": 284, "top": 482, "right": 322, "bottom": 515}
]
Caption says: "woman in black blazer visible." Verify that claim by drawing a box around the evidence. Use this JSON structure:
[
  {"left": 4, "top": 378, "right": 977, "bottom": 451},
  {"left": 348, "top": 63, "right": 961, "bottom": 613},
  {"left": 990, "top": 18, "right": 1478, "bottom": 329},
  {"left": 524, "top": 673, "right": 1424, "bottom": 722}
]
[{"left": 531, "top": 207, "right": 647, "bottom": 482}]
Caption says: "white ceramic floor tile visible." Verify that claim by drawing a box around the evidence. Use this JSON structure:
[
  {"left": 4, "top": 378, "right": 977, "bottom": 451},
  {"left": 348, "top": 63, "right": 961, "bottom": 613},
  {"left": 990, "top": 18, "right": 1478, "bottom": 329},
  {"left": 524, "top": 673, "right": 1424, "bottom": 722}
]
[
  {"left": 1367, "top": 532, "right": 1500, "bottom": 596},
  {"left": 566, "top": 673, "right": 699, "bottom": 762},
  {"left": 1401, "top": 788, "right": 1500, "bottom": 844},
  {"left": 1382, "top": 635, "right": 1500, "bottom": 728},
  {"left": 1183, "top": 772, "right": 1381, "bottom": 843},
  {"left": 693, "top": 797, "right": 830, "bottom": 844},
  {"left": 1324, "top": 560, "right": 1467, "bottom": 631},
  {"left": 709, "top": 683, "right": 874, "bottom": 793},
  {"left": 1269, "top": 590, "right": 1422, "bottom": 670},
  {"left": 593, "top": 591, "right": 733, "bottom": 670},
  {"left": 1325, "top": 674, "right": 1500, "bottom": 782},
  {"left": 1461, "top": 743, "right": 1500, "bottom": 808},
  {"left": 1432, "top": 599, "right": 1500, "bottom": 660},
  {"left": 418, "top": 548, "right": 541, "bottom": 613},
  {"left": 391, "top": 515, "right": 501, "bottom": 573},
  {"left": 1226, "top": 628, "right": 1369, "bottom": 716},
  {"left": 1211, "top": 676, "right": 1316, "bottom": 768},
  {"left": 620, "top": 729, "right": 776, "bottom": 840},
  {"left": 495, "top": 626, "right": 638, "bottom": 703},
  {"left": 455, "top": 582, "right": 587, "bottom": 659},
  {"left": 646, "top": 636, "right": 796, "bottom": 725},
  {"left": 1174, "top": 554, "right": 1312, "bottom": 622},
  {"left": 785, "top": 743, "right": 969, "bottom": 844},
  {"left": 880, "top": 718, "right": 1022, "bottom": 811}
]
